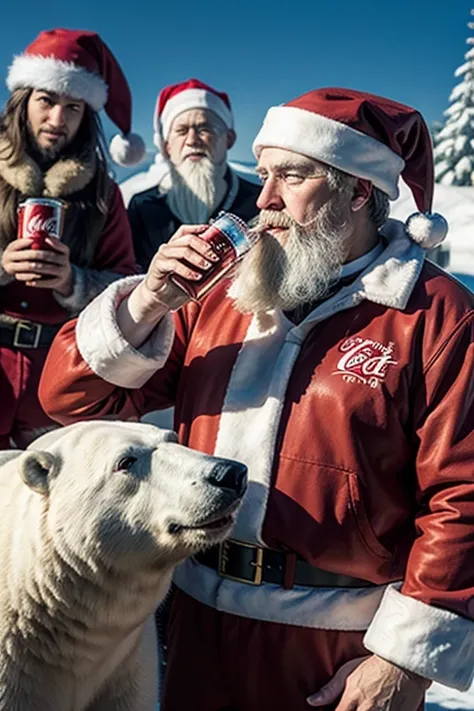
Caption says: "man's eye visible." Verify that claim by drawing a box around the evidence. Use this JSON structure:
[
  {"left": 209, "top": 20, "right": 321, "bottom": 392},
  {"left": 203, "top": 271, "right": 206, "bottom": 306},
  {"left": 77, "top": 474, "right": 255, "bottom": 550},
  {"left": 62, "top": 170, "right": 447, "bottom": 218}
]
[
  {"left": 39, "top": 97, "right": 53, "bottom": 107},
  {"left": 282, "top": 173, "right": 304, "bottom": 184},
  {"left": 257, "top": 175, "right": 268, "bottom": 184},
  {"left": 68, "top": 105, "right": 81, "bottom": 113}
]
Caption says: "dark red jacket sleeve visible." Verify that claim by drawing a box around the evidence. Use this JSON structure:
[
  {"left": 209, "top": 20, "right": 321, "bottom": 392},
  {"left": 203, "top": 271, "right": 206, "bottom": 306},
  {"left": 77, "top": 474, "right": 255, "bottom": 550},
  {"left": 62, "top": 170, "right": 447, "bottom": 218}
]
[
  {"left": 402, "top": 311, "right": 474, "bottom": 617},
  {"left": 92, "top": 183, "right": 137, "bottom": 275}
]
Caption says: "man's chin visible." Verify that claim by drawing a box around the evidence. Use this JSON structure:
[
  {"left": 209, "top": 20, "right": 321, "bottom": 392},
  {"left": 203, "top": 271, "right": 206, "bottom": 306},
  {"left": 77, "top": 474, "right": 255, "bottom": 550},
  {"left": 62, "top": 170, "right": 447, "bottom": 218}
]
[{"left": 35, "top": 143, "right": 65, "bottom": 160}]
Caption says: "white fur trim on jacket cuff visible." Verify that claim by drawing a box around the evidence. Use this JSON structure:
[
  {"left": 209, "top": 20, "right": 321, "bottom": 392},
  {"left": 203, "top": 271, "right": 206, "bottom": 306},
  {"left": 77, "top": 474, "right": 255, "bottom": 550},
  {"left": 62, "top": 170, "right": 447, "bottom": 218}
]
[
  {"left": 252, "top": 106, "right": 405, "bottom": 200},
  {"left": 76, "top": 275, "right": 175, "bottom": 389},
  {"left": 364, "top": 584, "right": 474, "bottom": 691}
]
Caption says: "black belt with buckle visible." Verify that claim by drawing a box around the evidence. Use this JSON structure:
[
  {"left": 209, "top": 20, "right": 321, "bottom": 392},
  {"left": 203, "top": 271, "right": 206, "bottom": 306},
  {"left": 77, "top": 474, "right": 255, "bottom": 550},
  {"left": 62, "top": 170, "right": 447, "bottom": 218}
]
[
  {"left": 0, "top": 320, "right": 62, "bottom": 349},
  {"left": 194, "top": 539, "right": 375, "bottom": 589}
]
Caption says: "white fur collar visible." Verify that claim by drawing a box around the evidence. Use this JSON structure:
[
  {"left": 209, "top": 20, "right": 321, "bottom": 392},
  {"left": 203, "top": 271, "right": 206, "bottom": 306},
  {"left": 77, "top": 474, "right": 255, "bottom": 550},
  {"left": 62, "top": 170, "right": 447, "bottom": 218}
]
[
  {"left": 234, "top": 218, "right": 426, "bottom": 340},
  {"left": 0, "top": 138, "right": 96, "bottom": 197},
  {"left": 359, "top": 218, "right": 425, "bottom": 310}
]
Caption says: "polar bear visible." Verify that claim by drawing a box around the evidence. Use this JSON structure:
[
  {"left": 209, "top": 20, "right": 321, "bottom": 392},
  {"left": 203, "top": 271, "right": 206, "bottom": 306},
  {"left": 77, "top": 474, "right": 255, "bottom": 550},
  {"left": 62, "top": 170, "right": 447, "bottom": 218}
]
[{"left": 0, "top": 420, "right": 247, "bottom": 711}]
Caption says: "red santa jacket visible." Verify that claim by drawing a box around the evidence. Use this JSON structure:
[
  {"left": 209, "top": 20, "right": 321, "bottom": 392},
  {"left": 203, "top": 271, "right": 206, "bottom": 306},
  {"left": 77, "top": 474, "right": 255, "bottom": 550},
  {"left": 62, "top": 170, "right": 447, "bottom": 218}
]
[
  {"left": 38, "top": 219, "right": 474, "bottom": 690},
  {"left": 0, "top": 145, "right": 136, "bottom": 324}
]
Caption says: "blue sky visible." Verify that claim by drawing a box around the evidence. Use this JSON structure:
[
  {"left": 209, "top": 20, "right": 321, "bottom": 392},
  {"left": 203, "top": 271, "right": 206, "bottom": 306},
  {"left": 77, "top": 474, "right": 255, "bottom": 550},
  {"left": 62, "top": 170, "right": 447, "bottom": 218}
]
[{"left": 0, "top": 0, "right": 472, "bottom": 175}]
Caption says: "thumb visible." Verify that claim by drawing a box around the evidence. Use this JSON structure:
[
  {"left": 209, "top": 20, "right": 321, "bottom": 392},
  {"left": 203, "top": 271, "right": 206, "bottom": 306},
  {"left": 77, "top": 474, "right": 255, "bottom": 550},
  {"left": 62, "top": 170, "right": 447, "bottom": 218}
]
[{"left": 307, "top": 656, "right": 368, "bottom": 707}]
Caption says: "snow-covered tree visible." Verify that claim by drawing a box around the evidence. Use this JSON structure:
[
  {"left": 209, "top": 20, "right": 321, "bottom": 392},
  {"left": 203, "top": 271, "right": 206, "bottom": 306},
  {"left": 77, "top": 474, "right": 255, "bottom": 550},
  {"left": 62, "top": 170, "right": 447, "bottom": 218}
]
[{"left": 434, "top": 9, "right": 474, "bottom": 186}]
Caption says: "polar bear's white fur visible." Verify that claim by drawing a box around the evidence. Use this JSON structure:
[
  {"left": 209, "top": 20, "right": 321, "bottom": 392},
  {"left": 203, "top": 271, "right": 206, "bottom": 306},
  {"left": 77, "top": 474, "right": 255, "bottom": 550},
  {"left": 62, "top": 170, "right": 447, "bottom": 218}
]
[{"left": 0, "top": 420, "right": 247, "bottom": 711}]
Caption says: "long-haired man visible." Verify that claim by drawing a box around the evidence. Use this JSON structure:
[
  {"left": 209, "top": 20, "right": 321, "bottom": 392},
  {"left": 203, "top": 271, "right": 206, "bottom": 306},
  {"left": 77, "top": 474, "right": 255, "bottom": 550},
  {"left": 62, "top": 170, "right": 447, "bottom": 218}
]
[{"left": 0, "top": 28, "right": 144, "bottom": 448}]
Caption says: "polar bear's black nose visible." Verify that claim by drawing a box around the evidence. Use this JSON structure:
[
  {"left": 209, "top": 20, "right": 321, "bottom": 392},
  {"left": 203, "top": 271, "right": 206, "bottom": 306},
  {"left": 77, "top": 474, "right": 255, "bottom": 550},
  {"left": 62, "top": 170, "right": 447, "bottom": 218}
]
[{"left": 208, "top": 461, "right": 247, "bottom": 496}]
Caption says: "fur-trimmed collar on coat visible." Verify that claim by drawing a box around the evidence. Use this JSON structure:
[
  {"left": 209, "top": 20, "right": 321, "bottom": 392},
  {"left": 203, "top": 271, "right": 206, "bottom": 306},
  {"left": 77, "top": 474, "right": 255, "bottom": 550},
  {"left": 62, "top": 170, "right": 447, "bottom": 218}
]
[{"left": 0, "top": 138, "right": 96, "bottom": 198}]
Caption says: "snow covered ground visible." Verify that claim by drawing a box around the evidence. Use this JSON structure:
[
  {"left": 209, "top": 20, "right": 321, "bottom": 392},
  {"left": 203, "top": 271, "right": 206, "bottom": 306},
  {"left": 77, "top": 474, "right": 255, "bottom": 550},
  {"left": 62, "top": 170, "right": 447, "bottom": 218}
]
[{"left": 123, "top": 159, "right": 474, "bottom": 711}]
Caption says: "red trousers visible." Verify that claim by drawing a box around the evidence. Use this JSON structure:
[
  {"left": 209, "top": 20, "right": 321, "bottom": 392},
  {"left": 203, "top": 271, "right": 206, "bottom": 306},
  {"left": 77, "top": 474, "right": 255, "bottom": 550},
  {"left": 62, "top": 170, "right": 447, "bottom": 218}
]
[
  {"left": 161, "top": 589, "right": 378, "bottom": 711},
  {"left": 0, "top": 346, "right": 57, "bottom": 449}
]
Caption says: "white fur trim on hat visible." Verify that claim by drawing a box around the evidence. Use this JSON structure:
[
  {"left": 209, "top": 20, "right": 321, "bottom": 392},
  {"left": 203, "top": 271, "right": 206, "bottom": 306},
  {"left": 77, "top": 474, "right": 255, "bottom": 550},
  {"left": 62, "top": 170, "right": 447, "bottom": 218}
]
[
  {"left": 252, "top": 105, "right": 405, "bottom": 200},
  {"left": 109, "top": 132, "right": 146, "bottom": 167},
  {"left": 6, "top": 54, "right": 108, "bottom": 111},
  {"left": 157, "top": 88, "right": 234, "bottom": 141}
]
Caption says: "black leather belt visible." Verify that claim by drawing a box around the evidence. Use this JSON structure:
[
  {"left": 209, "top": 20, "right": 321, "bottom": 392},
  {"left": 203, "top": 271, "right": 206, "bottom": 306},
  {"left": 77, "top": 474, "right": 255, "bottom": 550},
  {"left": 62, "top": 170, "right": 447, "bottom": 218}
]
[
  {"left": 194, "top": 539, "right": 375, "bottom": 589},
  {"left": 0, "top": 320, "right": 62, "bottom": 349}
]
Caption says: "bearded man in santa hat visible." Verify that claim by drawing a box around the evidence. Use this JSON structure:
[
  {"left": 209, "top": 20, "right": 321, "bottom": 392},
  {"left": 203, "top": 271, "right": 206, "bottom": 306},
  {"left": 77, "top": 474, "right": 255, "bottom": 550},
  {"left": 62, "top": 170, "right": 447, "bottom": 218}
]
[
  {"left": 39, "top": 88, "right": 474, "bottom": 711},
  {"left": 128, "top": 78, "right": 260, "bottom": 271},
  {"left": 0, "top": 28, "right": 144, "bottom": 448}
]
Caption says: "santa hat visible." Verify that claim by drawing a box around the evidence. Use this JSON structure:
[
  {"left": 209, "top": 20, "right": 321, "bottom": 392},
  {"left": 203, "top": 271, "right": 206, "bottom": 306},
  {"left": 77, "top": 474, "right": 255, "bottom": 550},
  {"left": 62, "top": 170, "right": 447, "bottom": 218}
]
[
  {"left": 154, "top": 78, "right": 234, "bottom": 150},
  {"left": 253, "top": 88, "right": 448, "bottom": 249},
  {"left": 6, "top": 28, "right": 146, "bottom": 166}
]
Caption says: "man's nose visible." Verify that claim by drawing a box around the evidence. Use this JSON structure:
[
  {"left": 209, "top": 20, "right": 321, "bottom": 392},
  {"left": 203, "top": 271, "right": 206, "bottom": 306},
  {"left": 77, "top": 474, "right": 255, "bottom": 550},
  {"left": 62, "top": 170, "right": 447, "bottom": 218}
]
[
  {"left": 185, "top": 127, "right": 202, "bottom": 144},
  {"left": 47, "top": 105, "right": 66, "bottom": 128},
  {"left": 256, "top": 177, "right": 284, "bottom": 211}
]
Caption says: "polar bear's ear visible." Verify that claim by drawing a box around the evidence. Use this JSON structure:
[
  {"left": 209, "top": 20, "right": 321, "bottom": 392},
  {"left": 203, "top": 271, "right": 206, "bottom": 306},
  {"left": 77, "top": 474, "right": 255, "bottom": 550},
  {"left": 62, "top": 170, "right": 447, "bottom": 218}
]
[{"left": 18, "top": 451, "right": 56, "bottom": 496}]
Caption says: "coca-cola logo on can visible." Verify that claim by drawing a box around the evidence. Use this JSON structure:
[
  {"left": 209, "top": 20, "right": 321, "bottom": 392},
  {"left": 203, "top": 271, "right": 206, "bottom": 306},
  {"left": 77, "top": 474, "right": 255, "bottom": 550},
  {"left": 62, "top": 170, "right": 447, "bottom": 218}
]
[
  {"left": 24, "top": 212, "right": 58, "bottom": 237},
  {"left": 17, "top": 198, "right": 66, "bottom": 247}
]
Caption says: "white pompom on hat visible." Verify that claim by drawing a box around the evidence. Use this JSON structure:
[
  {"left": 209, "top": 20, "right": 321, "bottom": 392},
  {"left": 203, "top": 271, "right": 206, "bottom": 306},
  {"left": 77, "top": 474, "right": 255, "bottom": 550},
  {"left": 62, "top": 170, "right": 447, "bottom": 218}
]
[
  {"left": 253, "top": 88, "right": 448, "bottom": 249},
  {"left": 7, "top": 28, "right": 146, "bottom": 166}
]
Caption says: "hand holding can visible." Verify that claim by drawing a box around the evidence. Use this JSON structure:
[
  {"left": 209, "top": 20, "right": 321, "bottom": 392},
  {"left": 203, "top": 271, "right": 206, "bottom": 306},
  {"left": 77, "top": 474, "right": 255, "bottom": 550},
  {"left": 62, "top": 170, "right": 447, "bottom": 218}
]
[
  {"left": 170, "top": 211, "right": 260, "bottom": 302},
  {"left": 17, "top": 198, "right": 66, "bottom": 249}
]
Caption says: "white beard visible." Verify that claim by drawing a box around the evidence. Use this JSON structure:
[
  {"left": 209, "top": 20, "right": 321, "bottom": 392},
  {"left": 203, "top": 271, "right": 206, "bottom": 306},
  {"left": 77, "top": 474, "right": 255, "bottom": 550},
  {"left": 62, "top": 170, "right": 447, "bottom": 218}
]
[
  {"left": 231, "top": 196, "right": 352, "bottom": 315},
  {"left": 163, "top": 157, "right": 228, "bottom": 224}
]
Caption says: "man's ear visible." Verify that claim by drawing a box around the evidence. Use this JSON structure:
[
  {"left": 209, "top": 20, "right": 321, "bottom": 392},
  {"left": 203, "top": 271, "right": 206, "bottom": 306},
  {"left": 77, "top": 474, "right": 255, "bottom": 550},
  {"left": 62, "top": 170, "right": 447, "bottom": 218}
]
[
  {"left": 226, "top": 129, "right": 237, "bottom": 150},
  {"left": 18, "top": 451, "right": 56, "bottom": 496},
  {"left": 351, "top": 179, "right": 373, "bottom": 212}
]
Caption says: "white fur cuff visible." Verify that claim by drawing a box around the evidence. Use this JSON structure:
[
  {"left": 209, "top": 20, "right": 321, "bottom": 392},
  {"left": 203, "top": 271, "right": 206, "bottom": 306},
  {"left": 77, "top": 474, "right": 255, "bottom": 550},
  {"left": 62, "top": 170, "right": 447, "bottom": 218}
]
[
  {"left": 76, "top": 276, "right": 175, "bottom": 389},
  {"left": 364, "top": 585, "right": 474, "bottom": 691}
]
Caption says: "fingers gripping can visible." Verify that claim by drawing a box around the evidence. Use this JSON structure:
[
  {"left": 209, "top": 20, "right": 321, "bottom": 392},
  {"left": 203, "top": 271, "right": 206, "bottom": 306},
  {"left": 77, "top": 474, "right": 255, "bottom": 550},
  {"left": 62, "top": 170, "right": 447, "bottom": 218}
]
[
  {"left": 170, "top": 211, "right": 258, "bottom": 301},
  {"left": 17, "top": 198, "right": 66, "bottom": 250}
]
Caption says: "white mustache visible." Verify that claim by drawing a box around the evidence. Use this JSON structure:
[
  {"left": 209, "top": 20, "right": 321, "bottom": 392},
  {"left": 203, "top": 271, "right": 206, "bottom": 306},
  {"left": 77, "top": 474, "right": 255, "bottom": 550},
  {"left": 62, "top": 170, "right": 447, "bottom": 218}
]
[
  {"left": 258, "top": 210, "right": 293, "bottom": 229},
  {"left": 258, "top": 209, "right": 319, "bottom": 230}
]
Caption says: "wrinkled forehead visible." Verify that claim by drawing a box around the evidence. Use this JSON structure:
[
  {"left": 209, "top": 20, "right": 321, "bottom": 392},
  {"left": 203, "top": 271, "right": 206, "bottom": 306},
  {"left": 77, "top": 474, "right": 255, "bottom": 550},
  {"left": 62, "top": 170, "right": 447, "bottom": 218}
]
[
  {"left": 256, "top": 146, "right": 327, "bottom": 174},
  {"left": 170, "top": 107, "right": 226, "bottom": 132}
]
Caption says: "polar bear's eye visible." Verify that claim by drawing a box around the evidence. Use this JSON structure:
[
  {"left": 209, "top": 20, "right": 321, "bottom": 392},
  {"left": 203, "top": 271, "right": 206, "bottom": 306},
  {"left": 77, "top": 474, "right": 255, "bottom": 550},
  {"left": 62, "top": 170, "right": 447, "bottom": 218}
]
[{"left": 115, "top": 456, "right": 137, "bottom": 471}]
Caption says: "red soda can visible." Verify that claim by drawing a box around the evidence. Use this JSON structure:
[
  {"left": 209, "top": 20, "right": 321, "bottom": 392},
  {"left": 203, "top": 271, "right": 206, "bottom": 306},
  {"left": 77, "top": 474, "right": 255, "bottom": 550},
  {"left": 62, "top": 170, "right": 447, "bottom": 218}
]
[
  {"left": 17, "top": 198, "right": 66, "bottom": 250},
  {"left": 170, "top": 211, "right": 258, "bottom": 301}
]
